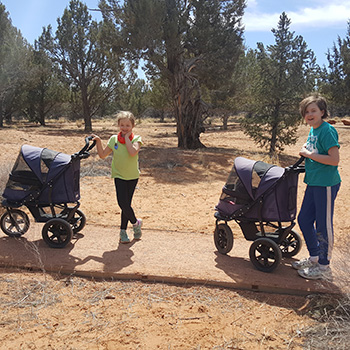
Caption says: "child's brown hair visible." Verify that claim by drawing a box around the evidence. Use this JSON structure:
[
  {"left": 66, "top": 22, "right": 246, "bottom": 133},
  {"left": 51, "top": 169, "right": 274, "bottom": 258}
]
[{"left": 299, "top": 95, "right": 329, "bottom": 119}]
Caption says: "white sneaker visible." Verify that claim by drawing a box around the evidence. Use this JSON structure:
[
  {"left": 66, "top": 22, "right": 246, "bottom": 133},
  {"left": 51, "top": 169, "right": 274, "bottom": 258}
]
[
  {"left": 292, "top": 257, "right": 317, "bottom": 270},
  {"left": 298, "top": 264, "right": 333, "bottom": 281},
  {"left": 133, "top": 219, "right": 143, "bottom": 240}
]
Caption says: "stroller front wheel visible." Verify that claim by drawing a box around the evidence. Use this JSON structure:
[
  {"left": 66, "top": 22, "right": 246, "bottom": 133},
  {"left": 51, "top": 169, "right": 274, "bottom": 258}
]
[
  {"left": 68, "top": 209, "right": 86, "bottom": 234},
  {"left": 214, "top": 223, "right": 234, "bottom": 254},
  {"left": 42, "top": 218, "right": 73, "bottom": 248},
  {"left": 279, "top": 229, "right": 302, "bottom": 258},
  {"left": 249, "top": 237, "right": 282, "bottom": 273},
  {"left": 0, "top": 209, "right": 30, "bottom": 237}
]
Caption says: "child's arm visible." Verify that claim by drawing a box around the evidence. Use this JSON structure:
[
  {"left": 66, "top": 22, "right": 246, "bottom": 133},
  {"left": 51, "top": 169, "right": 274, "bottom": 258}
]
[
  {"left": 299, "top": 145, "right": 339, "bottom": 166},
  {"left": 124, "top": 131, "right": 141, "bottom": 156},
  {"left": 91, "top": 135, "right": 112, "bottom": 159}
]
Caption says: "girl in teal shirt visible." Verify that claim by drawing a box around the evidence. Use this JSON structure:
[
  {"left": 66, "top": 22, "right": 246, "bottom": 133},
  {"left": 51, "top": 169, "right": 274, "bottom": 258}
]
[{"left": 292, "top": 95, "right": 341, "bottom": 280}]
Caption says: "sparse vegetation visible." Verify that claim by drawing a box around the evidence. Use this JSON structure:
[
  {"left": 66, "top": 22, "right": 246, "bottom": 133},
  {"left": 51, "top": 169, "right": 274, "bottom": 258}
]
[{"left": 0, "top": 117, "right": 348, "bottom": 349}]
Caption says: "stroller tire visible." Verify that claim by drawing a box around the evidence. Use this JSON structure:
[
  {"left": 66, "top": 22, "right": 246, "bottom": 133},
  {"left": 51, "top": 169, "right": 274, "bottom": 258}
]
[
  {"left": 249, "top": 237, "right": 282, "bottom": 273},
  {"left": 214, "top": 223, "right": 234, "bottom": 254},
  {"left": 42, "top": 218, "right": 73, "bottom": 248},
  {"left": 0, "top": 209, "right": 30, "bottom": 237},
  {"left": 279, "top": 229, "right": 302, "bottom": 258},
  {"left": 68, "top": 209, "right": 86, "bottom": 234}
]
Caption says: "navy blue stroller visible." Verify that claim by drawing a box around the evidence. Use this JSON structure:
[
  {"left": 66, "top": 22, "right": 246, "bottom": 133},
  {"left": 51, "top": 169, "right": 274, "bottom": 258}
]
[
  {"left": 214, "top": 156, "right": 305, "bottom": 272},
  {"left": 1, "top": 137, "right": 95, "bottom": 248}
]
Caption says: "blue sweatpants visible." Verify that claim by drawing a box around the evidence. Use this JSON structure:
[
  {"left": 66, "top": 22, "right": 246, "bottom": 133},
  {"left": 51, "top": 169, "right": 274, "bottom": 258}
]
[{"left": 297, "top": 184, "right": 340, "bottom": 266}]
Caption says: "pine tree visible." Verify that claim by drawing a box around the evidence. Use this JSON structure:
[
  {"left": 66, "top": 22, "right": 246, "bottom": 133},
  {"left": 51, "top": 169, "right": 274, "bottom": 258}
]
[
  {"left": 241, "top": 12, "right": 317, "bottom": 156},
  {"left": 41, "top": 0, "right": 124, "bottom": 131}
]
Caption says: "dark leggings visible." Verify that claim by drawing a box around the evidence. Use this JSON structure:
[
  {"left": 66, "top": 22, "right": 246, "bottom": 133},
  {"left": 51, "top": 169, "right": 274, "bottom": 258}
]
[{"left": 114, "top": 178, "right": 138, "bottom": 230}]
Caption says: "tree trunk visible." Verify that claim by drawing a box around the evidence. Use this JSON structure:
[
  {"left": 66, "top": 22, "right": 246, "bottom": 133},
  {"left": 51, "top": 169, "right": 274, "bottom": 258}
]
[
  {"left": 170, "top": 57, "right": 206, "bottom": 149},
  {"left": 0, "top": 98, "right": 3, "bottom": 128},
  {"left": 81, "top": 85, "right": 92, "bottom": 132},
  {"left": 269, "top": 113, "right": 279, "bottom": 156},
  {"left": 175, "top": 97, "right": 205, "bottom": 149},
  {"left": 38, "top": 85, "right": 46, "bottom": 126}
]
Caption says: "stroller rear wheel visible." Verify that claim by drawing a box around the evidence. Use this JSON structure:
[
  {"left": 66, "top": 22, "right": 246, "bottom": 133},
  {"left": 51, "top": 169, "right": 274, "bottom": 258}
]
[
  {"left": 42, "top": 218, "right": 73, "bottom": 248},
  {"left": 249, "top": 237, "right": 282, "bottom": 273},
  {"left": 214, "top": 223, "right": 234, "bottom": 254},
  {"left": 0, "top": 209, "right": 30, "bottom": 237},
  {"left": 279, "top": 229, "right": 302, "bottom": 258}
]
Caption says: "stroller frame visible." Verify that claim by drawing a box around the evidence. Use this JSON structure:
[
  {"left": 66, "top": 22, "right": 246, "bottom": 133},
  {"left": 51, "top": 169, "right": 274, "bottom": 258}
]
[
  {"left": 1, "top": 137, "right": 95, "bottom": 248},
  {"left": 214, "top": 157, "right": 305, "bottom": 273}
]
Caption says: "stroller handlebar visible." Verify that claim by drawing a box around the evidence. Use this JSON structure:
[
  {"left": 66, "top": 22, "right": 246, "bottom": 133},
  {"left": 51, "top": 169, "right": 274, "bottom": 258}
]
[
  {"left": 286, "top": 156, "right": 305, "bottom": 173},
  {"left": 293, "top": 156, "right": 305, "bottom": 168},
  {"left": 72, "top": 136, "right": 96, "bottom": 160}
]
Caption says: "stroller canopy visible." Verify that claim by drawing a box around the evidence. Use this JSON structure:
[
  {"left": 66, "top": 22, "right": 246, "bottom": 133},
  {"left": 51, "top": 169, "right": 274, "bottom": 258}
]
[
  {"left": 20, "top": 145, "right": 71, "bottom": 184},
  {"left": 3, "top": 145, "right": 80, "bottom": 205},
  {"left": 233, "top": 157, "right": 285, "bottom": 201},
  {"left": 217, "top": 157, "right": 299, "bottom": 221}
]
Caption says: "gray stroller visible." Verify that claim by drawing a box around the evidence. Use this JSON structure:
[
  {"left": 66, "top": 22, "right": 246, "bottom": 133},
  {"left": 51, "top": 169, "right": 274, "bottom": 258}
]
[
  {"left": 1, "top": 137, "right": 95, "bottom": 248},
  {"left": 214, "top": 156, "right": 305, "bottom": 272}
]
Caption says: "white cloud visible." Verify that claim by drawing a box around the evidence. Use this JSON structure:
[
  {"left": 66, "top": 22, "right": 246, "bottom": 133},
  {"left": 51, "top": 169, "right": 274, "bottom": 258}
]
[{"left": 244, "top": 1, "right": 350, "bottom": 32}]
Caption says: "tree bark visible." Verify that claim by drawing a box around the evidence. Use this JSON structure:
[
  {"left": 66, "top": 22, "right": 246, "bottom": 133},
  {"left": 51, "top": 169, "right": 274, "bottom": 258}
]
[
  {"left": 170, "top": 57, "right": 206, "bottom": 149},
  {"left": 81, "top": 84, "right": 92, "bottom": 132}
]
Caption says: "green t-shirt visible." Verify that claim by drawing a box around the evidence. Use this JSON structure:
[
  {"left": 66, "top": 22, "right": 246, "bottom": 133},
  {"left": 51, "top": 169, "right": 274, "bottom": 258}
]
[
  {"left": 304, "top": 121, "right": 341, "bottom": 187},
  {"left": 107, "top": 134, "right": 142, "bottom": 180}
]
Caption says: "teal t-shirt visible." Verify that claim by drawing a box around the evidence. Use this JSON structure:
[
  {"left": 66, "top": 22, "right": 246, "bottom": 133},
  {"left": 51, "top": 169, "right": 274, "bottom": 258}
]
[
  {"left": 304, "top": 121, "right": 341, "bottom": 187},
  {"left": 107, "top": 134, "right": 142, "bottom": 180}
]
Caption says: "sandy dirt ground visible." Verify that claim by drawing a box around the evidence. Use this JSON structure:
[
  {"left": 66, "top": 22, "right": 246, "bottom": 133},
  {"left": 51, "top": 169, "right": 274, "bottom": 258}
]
[{"left": 0, "top": 117, "right": 349, "bottom": 349}]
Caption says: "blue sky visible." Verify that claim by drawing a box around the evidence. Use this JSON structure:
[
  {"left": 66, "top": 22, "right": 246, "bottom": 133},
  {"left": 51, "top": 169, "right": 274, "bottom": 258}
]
[{"left": 2, "top": 0, "right": 350, "bottom": 68}]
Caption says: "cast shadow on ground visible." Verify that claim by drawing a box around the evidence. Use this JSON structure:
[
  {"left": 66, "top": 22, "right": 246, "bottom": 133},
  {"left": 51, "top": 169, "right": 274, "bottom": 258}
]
[
  {"left": 214, "top": 251, "right": 342, "bottom": 305},
  {"left": 0, "top": 233, "right": 136, "bottom": 275},
  {"left": 77, "top": 241, "right": 137, "bottom": 274}
]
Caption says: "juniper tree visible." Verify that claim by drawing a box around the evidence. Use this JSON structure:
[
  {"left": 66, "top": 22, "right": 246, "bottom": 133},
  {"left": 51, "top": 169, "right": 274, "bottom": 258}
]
[
  {"left": 103, "top": 0, "right": 245, "bottom": 149},
  {"left": 320, "top": 20, "right": 350, "bottom": 116},
  {"left": 241, "top": 12, "right": 317, "bottom": 156},
  {"left": 41, "top": 0, "right": 124, "bottom": 131}
]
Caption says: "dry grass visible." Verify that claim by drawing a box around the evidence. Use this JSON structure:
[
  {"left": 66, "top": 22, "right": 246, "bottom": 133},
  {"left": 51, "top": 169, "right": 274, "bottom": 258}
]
[
  {"left": 301, "top": 241, "right": 350, "bottom": 350},
  {"left": 0, "top": 268, "right": 309, "bottom": 349},
  {"left": 1, "top": 118, "right": 349, "bottom": 349}
]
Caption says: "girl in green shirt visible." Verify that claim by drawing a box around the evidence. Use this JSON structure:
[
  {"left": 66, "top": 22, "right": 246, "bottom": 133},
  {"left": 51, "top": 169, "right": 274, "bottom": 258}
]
[{"left": 92, "top": 111, "right": 143, "bottom": 243}]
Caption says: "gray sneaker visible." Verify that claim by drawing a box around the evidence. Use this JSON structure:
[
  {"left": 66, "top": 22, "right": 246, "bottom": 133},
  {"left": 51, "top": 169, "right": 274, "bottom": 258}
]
[
  {"left": 298, "top": 264, "right": 333, "bottom": 281},
  {"left": 119, "top": 229, "right": 130, "bottom": 244},
  {"left": 292, "top": 257, "right": 317, "bottom": 270},
  {"left": 133, "top": 219, "right": 143, "bottom": 240}
]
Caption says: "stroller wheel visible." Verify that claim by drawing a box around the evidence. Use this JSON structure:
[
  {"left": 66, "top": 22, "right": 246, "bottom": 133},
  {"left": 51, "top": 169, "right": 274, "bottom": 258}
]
[
  {"left": 249, "top": 238, "right": 282, "bottom": 273},
  {"left": 68, "top": 209, "right": 86, "bottom": 234},
  {"left": 279, "top": 229, "right": 302, "bottom": 258},
  {"left": 42, "top": 218, "right": 73, "bottom": 248},
  {"left": 0, "top": 209, "right": 30, "bottom": 237},
  {"left": 214, "top": 223, "right": 234, "bottom": 254}
]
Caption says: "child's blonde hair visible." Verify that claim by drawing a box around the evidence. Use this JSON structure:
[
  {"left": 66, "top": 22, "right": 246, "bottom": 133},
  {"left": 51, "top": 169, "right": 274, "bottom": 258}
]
[
  {"left": 299, "top": 95, "right": 329, "bottom": 119},
  {"left": 117, "top": 111, "right": 136, "bottom": 127}
]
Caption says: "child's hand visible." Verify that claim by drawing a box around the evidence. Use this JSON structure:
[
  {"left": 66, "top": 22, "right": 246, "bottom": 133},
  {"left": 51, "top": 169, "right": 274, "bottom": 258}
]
[
  {"left": 91, "top": 134, "right": 101, "bottom": 143},
  {"left": 299, "top": 144, "right": 312, "bottom": 158}
]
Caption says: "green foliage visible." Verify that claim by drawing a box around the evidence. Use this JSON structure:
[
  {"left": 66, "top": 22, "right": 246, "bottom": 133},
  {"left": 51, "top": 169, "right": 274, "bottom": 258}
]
[
  {"left": 0, "top": 4, "right": 34, "bottom": 126},
  {"left": 105, "top": 0, "right": 245, "bottom": 149},
  {"left": 41, "top": 0, "right": 124, "bottom": 131},
  {"left": 319, "top": 21, "right": 350, "bottom": 117},
  {"left": 241, "top": 12, "right": 318, "bottom": 155},
  {"left": 119, "top": 78, "right": 151, "bottom": 117}
]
